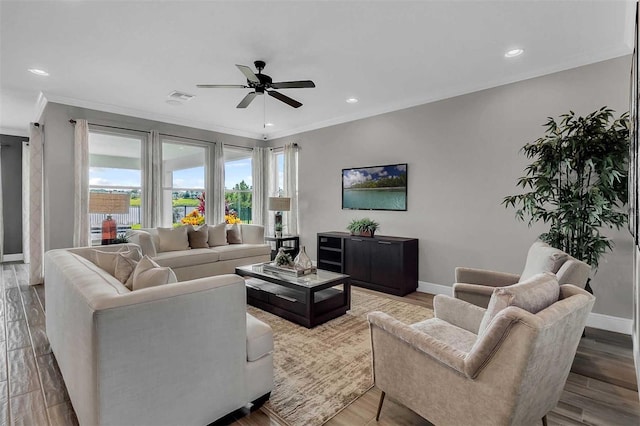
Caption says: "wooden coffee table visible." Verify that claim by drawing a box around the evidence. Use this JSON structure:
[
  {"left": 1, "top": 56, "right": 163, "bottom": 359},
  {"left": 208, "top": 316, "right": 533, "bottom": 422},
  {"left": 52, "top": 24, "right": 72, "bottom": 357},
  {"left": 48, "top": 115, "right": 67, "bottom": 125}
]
[{"left": 236, "top": 263, "right": 351, "bottom": 328}]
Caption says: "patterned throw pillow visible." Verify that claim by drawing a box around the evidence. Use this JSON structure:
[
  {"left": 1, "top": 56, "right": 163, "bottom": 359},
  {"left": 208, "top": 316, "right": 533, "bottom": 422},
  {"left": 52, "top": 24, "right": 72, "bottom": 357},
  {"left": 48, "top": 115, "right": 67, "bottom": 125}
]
[
  {"left": 132, "top": 256, "right": 178, "bottom": 291},
  {"left": 187, "top": 224, "right": 209, "bottom": 248}
]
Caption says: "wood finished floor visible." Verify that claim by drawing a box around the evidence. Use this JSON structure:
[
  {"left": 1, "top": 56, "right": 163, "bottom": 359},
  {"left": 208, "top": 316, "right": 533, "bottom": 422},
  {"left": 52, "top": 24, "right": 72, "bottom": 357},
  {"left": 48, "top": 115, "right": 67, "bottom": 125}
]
[{"left": 0, "top": 263, "right": 637, "bottom": 425}]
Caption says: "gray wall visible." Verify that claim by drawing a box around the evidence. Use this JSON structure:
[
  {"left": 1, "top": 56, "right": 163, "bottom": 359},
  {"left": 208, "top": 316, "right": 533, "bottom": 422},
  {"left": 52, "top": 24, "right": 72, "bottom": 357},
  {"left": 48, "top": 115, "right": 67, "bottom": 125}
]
[
  {"left": 269, "top": 56, "right": 633, "bottom": 319},
  {"left": 0, "top": 134, "right": 26, "bottom": 255},
  {"left": 40, "top": 103, "right": 263, "bottom": 251}
]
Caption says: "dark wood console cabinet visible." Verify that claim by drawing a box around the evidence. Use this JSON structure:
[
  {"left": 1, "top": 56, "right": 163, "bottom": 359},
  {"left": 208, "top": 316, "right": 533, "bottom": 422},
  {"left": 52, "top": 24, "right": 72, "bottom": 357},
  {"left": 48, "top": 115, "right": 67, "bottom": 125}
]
[{"left": 317, "top": 232, "right": 418, "bottom": 296}]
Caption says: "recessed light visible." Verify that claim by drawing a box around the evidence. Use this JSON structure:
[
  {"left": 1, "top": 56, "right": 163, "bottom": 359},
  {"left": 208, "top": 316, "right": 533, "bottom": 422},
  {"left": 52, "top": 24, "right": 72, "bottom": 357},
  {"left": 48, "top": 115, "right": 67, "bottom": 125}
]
[
  {"left": 165, "top": 99, "right": 182, "bottom": 106},
  {"left": 504, "top": 48, "right": 524, "bottom": 58},
  {"left": 265, "top": 122, "right": 274, "bottom": 127},
  {"left": 346, "top": 98, "right": 359, "bottom": 104},
  {"left": 28, "top": 68, "right": 49, "bottom": 76}
]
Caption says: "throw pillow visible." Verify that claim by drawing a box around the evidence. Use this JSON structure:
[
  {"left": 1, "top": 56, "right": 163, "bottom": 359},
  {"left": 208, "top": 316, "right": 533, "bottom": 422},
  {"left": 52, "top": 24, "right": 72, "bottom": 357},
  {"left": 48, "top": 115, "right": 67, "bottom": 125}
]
[
  {"left": 187, "top": 224, "right": 209, "bottom": 248},
  {"left": 208, "top": 223, "right": 228, "bottom": 247},
  {"left": 226, "top": 224, "right": 242, "bottom": 244},
  {"left": 157, "top": 227, "right": 190, "bottom": 252},
  {"left": 132, "top": 256, "right": 178, "bottom": 291},
  {"left": 94, "top": 246, "right": 142, "bottom": 277},
  {"left": 519, "top": 241, "right": 569, "bottom": 281},
  {"left": 114, "top": 254, "right": 138, "bottom": 289},
  {"left": 478, "top": 272, "right": 560, "bottom": 335}
]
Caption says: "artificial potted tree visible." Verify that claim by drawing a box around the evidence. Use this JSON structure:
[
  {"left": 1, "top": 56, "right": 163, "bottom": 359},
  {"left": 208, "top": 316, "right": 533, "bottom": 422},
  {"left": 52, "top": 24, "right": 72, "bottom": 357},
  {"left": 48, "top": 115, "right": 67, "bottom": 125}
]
[{"left": 503, "top": 107, "right": 629, "bottom": 290}]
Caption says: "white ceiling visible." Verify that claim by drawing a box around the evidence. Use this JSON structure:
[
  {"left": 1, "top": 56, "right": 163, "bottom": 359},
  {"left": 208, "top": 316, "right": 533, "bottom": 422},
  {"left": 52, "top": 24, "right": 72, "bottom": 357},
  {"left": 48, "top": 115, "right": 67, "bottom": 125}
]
[{"left": 0, "top": 1, "right": 634, "bottom": 140}]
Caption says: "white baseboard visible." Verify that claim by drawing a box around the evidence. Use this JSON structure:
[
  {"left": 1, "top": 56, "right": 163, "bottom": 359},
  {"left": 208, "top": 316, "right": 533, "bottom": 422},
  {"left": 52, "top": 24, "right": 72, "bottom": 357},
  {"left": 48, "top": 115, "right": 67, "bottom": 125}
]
[
  {"left": 2, "top": 253, "right": 24, "bottom": 262},
  {"left": 417, "top": 280, "right": 632, "bottom": 335}
]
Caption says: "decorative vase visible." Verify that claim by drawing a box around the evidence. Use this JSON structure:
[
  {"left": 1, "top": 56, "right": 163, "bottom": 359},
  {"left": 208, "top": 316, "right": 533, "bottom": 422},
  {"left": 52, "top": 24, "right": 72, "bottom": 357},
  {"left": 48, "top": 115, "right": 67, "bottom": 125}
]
[
  {"left": 294, "top": 246, "right": 313, "bottom": 271},
  {"left": 274, "top": 248, "right": 292, "bottom": 267},
  {"left": 275, "top": 230, "right": 282, "bottom": 238}
]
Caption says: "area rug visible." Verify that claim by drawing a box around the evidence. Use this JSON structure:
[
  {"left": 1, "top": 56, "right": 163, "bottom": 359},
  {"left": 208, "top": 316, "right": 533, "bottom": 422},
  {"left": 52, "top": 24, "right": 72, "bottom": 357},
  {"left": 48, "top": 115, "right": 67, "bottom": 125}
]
[{"left": 247, "top": 288, "right": 433, "bottom": 426}]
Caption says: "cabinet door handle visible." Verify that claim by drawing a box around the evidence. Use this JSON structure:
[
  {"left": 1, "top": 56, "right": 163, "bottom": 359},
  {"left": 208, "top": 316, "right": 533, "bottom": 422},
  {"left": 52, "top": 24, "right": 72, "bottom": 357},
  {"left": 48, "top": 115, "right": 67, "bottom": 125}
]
[
  {"left": 378, "top": 241, "right": 392, "bottom": 245},
  {"left": 351, "top": 238, "right": 363, "bottom": 242}
]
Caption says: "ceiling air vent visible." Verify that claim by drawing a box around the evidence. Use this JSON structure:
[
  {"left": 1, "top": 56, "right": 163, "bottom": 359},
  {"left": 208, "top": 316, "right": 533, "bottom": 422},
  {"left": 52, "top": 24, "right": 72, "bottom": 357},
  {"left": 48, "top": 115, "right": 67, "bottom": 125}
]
[{"left": 168, "top": 91, "right": 195, "bottom": 101}]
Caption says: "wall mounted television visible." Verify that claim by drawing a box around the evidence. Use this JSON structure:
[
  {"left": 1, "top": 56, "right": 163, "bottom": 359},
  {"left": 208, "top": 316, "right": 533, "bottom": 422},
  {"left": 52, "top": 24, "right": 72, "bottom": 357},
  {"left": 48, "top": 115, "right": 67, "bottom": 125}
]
[{"left": 342, "top": 163, "right": 407, "bottom": 211}]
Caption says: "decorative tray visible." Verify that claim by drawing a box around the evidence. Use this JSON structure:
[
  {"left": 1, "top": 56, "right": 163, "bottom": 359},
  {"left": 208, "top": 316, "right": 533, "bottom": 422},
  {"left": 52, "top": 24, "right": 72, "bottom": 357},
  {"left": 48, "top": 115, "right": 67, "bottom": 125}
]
[{"left": 260, "top": 262, "right": 317, "bottom": 277}]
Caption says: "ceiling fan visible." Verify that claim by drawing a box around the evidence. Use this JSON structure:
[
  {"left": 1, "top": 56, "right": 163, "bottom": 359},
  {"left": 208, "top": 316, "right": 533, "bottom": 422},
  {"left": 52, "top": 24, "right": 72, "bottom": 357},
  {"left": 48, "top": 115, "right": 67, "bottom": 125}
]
[{"left": 197, "top": 60, "right": 315, "bottom": 109}]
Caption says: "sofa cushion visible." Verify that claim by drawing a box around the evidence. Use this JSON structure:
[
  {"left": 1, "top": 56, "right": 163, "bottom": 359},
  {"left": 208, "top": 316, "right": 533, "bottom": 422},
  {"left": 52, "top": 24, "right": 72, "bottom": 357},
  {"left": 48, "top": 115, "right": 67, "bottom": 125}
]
[
  {"left": 157, "top": 227, "right": 190, "bottom": 252},
  {"left": 132, "top": 256, "right": 178, "bottom": 291},
  {"left": 114, "top": 254, "right": 139, "bottom": 289},
  {"left": 226, "top": 224, "right": 242, "bottom": 244},
  {"left": 520, "top": 241, "right": 568, "bottom": 281},
  {"left": 478, "top": 272, "right": 559, "bottom": 335},
  {"left": 240, "top": 224, "right": 265, "bottom": 244},
  {"left": 93, "top": 246, "right": 142, "bottom": 277},
  {"left": 187, "top": 224, "right": 209, "bottom": 249},
  {"left": 210, "top": 244, "right": 271, "bottom": 261},
  {"left": 411, "top": 318, "right": 477, "bottom": 353},
  {"left": 153, "top": 249, "right": 221, "bottom": 269},
  {"left": 246, "top": 313, "right": 274, "bottom": 362},
  {"left": 208, "top": 223, "right": 228, "bottom": 247}
]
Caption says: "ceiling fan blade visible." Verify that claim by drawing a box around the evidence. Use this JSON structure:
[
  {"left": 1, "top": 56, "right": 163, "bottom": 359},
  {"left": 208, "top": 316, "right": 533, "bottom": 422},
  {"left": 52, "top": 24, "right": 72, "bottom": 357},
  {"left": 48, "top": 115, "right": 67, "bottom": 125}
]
[
  {"left": 270, "top": 80, "right": 316, "bottom": 89},
  {"left": 237, "top": 92, "right": 257, "bottom": 108},
  {"left": 236, "top": 64, "right": 260, "bottom": 83},
  {"left": 268, "top": 90, "right": 302, "bottom": 108},
  {"left": 197, "top": 84, "right": 247, "bottom": 89}
]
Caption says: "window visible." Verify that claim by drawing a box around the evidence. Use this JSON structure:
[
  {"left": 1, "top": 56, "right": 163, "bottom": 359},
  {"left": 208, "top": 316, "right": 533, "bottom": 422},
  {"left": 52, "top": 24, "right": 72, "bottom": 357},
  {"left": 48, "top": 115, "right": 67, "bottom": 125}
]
[
  {"left": 161, "top": 139, "right": 207, "bottom": 227},
  {"left": 224, "top": 147, "right": 253, "bottom": 223},
  {"left": 274, "top": 151, "right": 284, "bottom": 196},
  {"left": 88, "top": 130, "right": 144, "bottom": 245}
]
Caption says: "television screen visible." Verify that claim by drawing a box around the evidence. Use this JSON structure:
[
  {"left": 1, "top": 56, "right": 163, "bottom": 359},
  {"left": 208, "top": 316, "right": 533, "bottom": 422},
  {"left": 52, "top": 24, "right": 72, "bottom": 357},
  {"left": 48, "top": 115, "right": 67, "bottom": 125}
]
[{"left": 342, "top": 163, "right": 407, "bottom": 211}]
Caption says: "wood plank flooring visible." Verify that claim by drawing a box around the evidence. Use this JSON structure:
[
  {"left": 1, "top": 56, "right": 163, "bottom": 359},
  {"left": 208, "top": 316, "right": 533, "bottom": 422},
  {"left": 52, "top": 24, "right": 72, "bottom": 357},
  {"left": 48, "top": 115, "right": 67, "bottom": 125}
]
[{"left": 0, "top": 262, "right": 637, "bottom": 425}]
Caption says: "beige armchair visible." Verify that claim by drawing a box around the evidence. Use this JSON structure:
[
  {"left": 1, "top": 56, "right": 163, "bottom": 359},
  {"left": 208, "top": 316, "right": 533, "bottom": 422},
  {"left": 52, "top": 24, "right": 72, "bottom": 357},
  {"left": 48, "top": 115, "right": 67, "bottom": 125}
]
[
  {"left": 368, "top": 273, "right": 595, "bottom": 426},
  {"left": 454, "top": 241, "right": 591, "bottom": 308}
]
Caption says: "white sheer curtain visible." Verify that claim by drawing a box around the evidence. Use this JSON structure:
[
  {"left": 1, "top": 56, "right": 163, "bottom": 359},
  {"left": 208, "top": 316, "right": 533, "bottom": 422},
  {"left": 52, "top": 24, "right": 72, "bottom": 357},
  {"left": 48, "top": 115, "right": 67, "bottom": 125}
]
[
  {"left": 252, "top": 147, "right": 267, "bottom": 227},
  {"left": 73, "top": 119, "right": 90, "bottom": 247},
  {"left": 209, "top": 142, "right": 225, "bottom": 225},
  {"left": 28, "top": 123, "right": 44, "bottom": 285},
  {"left": 22, "top": 141, "right": 30, "bottom": 265},
  {"left": 145, "top": 130, "right": 162, "bottom": 227},
  {"left": 283, "top": 143, "right": 299, "bottom": 235}
]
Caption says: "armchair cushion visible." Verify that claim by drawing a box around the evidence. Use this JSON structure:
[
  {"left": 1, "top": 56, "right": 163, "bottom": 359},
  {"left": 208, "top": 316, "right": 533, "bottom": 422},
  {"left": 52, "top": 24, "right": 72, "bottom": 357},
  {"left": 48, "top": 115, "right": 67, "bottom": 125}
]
[
  {"left": 411, "top": 318, "right": 477, "bottom": 353},
  {"left": 478, "top": 272, "right": 559, "bottom": 335},
  {"left": 556, "top": 257, "right": 591, "bottom": 287},
  {"left": 520, "top": 241, "right": 568, "bottom": 281}
]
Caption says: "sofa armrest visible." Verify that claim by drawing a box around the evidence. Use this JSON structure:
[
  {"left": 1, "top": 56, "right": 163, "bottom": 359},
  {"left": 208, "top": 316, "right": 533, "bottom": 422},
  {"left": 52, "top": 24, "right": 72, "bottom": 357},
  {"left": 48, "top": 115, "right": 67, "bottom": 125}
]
[
  {"left": 240, "top": 224, "right": 266, "bottom": 244},
  {"left": 434, "top": 295, "right": 486, "bottom": 334},
  {"left": 125, "top": 230, "right": 157, "bottom": 257},
  {"left": 368, "top": 311, "right": 466, "bottom": 375},
  {"left": 452, "top": 283, "right": 496, "bottom": 308},
  {"left": 454, "top": 267, "right": 520, "bottom": 287},
  {"left": 91, "top": 274, "right": 248, "bottom": 424}
]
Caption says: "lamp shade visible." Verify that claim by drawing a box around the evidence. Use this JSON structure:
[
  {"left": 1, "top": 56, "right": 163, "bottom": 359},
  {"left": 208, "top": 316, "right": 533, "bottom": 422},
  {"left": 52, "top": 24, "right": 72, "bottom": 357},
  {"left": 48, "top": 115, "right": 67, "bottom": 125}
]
[
  {"left": 268, "top": 197, "right": 291, "bottom": 212},
  {"left": 89, "top": 193, "right": 131, "bottom": 214}
]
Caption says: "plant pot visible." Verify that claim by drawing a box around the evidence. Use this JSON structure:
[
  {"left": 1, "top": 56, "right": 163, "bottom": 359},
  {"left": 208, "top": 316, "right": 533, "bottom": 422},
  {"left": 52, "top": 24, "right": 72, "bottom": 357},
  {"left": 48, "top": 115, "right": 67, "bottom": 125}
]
[
  {"left": 275, "top": 231, "right": 282, "bottom": 238},
  {"left": 360, "top": 230, "right": 374, "bottom": 238}
]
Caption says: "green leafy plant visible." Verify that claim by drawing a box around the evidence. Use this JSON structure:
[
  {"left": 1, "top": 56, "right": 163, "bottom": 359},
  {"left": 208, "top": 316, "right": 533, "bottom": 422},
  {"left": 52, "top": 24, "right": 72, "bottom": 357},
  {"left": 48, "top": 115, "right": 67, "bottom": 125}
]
[
  {"left": 112, "top": 233, "right": 130, "bottom": 244},
  {"left": 274, "top": 248, "right": 293, "bottom": 267},
  {"left": 503, "top": 107, "right": 629, "bottom": 270},
  {"left": 347, "top": 218, "right": 380, "bottom": 237}
]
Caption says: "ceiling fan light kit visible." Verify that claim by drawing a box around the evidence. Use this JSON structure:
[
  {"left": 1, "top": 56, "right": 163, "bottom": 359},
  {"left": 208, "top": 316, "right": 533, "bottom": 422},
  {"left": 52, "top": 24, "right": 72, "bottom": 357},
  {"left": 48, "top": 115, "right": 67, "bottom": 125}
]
[{"left": 197, "top": 60, "right": 315, "bottom": 108}]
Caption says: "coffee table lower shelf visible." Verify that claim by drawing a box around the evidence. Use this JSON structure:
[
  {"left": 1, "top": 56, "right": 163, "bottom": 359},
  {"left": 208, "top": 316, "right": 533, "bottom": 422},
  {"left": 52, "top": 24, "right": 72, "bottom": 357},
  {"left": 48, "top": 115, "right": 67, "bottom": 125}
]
[{"left": 236, "top": 266, "right": 351, "bottom": 328}]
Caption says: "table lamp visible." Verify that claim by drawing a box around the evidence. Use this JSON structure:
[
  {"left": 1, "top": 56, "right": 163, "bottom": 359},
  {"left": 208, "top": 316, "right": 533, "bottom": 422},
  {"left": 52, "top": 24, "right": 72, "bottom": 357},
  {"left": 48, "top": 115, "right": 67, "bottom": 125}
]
[
  {"left": 268, "top": 197, "right": 291, "bottom": 237},
  {"left": 89, "top": 193, "right": 131, "bottom": 245}
]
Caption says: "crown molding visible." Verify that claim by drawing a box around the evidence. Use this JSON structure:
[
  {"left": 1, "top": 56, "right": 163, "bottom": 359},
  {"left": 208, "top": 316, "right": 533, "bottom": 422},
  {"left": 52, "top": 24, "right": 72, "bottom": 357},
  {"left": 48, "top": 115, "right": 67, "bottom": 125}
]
[
  {"left": 0, "top": 127, "right": 29, "bottom": 137},
  {"left": 40, "top": 92, "right": 263, "bottom": 140},
  {"left": 268, "top": 48, "right": 633, "bottom": 140}
]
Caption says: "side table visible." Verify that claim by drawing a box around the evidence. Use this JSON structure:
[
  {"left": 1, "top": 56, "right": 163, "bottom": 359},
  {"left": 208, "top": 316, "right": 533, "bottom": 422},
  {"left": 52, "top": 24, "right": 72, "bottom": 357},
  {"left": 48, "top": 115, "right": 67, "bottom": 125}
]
[{"left": 264, "top": 235, "right": 300, "bottom": 260}]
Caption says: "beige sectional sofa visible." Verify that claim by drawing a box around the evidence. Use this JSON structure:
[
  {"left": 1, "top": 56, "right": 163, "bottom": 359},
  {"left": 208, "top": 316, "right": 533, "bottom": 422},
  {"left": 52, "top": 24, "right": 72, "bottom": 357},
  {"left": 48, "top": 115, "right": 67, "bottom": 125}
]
[
  {"left": 127, "top": 224, "right": 271, "bottom": 281},
  {"left": 44, "top": 244, "right": 274, "bottom": 426}
]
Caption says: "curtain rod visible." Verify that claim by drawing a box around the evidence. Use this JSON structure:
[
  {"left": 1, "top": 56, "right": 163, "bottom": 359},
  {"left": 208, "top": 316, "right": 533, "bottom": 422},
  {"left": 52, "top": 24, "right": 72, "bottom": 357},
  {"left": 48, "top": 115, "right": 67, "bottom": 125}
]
[{"left": 70, "top": 119, "right": 253, "bottom": 150}]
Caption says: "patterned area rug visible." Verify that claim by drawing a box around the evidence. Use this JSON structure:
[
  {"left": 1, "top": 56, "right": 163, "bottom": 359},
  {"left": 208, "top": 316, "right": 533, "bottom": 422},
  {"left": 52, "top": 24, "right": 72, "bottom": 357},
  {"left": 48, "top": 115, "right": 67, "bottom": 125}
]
[{"left": 247, "top": 288, "right": 433, "bottom": 426}]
